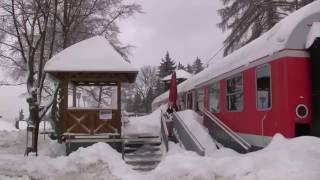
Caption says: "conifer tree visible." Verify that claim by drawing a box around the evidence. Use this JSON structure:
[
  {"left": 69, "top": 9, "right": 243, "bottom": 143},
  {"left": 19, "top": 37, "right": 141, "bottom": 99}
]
[
  {"left": 192, "top": 57, "right": 204, "bottom": 74},
  {"left": 177, "top": 62, "right": 186, "bottom": 70},
  {"left": 217, "top": 0, "right": 313, "bottom": 56},
  {"left": 186, "top": 64, "right": 193, "bottom": 74},
  {"left": 158, "top": 51, "right": 176, "bottom": 78}
]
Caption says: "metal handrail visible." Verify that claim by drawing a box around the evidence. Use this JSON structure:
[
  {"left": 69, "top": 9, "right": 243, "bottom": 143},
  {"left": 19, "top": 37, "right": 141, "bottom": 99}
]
[
  {"left": 160, "top": 110, "right": 169, "bottom": 152},
  {"left": 200, "top": 107, "right": 251, "bottom": 150},
  {"left": 172, "top": 110, "right": 205, "bottom": 156}
]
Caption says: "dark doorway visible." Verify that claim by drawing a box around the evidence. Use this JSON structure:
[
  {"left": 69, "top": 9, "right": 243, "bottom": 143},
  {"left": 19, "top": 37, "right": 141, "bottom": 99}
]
[
  {"left": 295, "top": 123, "right": 310, "bottom": 136},
  {"left": 308, "top": 37, "right": 320, "bottom": 136}
]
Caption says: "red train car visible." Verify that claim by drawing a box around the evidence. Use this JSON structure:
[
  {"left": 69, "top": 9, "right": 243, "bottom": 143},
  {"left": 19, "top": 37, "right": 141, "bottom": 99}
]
[{"left": 152, "top": 1, "right": 320, "bottom": 148}]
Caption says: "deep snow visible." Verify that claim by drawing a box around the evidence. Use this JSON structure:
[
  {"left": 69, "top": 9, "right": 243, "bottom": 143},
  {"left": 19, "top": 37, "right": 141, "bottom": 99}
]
[{"left": 0, "top": 111, "right": 320, "bottom": 179}]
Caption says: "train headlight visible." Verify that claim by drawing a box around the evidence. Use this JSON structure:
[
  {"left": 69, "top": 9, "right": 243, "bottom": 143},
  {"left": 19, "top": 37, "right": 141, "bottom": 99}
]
[{"left": 296, "top": 104, "right": 308, "bottom": 119}]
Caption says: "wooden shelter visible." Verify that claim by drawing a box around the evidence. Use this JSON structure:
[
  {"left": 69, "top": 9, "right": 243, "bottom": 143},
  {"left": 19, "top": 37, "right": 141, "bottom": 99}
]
[{"left": 44, "top": 36, "right": 138, "bottom": 144}]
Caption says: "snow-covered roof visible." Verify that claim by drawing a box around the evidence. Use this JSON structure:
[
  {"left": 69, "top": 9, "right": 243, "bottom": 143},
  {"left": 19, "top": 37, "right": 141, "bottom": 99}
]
[
  {"left": 153, "top": 1, "right": 320, "bottom": 105},
  {"left": 44, "top": 36, "right": 138, "bottom": 73},
  {"left": 306, "top": 22, "right": 320, "bottom": 49},
  {"left": 161, "top": 69, "right": 193, "bottom": 81}
]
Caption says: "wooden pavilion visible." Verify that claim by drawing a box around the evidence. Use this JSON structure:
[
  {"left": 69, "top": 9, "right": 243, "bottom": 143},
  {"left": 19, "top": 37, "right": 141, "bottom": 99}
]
[{"left": 44, "top": 36, "right": 138, "bottom": 146}]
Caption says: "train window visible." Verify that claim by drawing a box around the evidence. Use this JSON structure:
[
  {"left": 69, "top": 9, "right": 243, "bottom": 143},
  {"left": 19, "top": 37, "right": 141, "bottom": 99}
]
[
  {"left": 209, "top": 82, "right": 220, "bottom": 112},
  {"left": 226, "top": 74, "right": 243, "bottom": 112},
  {"left": 256, "top": 65, "right": 271, "bottom": 110},
  {"left": 196, "top": 89, "right": 204, "bottom": 111}
]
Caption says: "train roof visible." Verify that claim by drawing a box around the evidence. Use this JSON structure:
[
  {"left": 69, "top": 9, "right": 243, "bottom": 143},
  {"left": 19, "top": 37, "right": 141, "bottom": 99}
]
[{"left": 153, "top": 1, "right": 320, "bottom": 105}]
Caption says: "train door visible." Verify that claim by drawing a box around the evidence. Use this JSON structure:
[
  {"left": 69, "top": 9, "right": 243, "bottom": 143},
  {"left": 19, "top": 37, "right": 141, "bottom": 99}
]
[
  {"left": 308, "top": 32, "right": 320, "bottom": 136},
  {"left": 196, "top": 88, "right": 205, "bottom": 112},
  {"left": 186, "top": 92, "right": 193, "bottom": 109}
]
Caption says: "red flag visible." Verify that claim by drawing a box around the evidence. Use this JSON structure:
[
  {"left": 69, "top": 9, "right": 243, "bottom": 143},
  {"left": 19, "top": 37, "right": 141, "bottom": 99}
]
[{"left": 168, "top": 71, "right": 178, "bottom": 110}]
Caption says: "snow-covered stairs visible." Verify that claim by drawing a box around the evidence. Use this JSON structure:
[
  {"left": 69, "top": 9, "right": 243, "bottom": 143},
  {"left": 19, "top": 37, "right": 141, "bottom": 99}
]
[{"left": 122, "top": 137, "right": 162, "bottom": 171}]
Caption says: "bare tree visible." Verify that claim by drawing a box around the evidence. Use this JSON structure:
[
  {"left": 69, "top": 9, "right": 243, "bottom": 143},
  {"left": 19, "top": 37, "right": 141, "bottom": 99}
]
[
  {"left": 0, "top": 0, "right": 141, "bottom": 155},
  {"left": 135, "top": 66, "right": 159, "bottom": 113}
]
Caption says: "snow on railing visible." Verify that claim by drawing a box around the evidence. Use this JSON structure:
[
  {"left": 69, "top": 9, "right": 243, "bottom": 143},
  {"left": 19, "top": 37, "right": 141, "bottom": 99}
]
[
  {"left": 200, "top": 107, "right": 251, "bottom": 152},
  {"left": 172, "top": 110, "right": 205, "bottom": 156},
  {"left": 160, "top": 110, "right": 169, "bottom": 152}
]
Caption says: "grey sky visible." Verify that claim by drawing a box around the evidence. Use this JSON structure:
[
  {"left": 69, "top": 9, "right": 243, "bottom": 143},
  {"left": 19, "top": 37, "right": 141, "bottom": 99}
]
[
  {"left": 119, "top": 0, "right": 225, "bottom": 68},
  {"left": 0, "top": 0, "right": 225, "bottom": 119}
]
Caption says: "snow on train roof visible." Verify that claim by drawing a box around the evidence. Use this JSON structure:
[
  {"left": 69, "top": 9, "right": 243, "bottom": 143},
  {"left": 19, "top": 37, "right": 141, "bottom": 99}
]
[
  {"left": 44, "top": 36, "right": 138, "bottom": 73},
  {"left": 161, "top": 69, "right": 193, "bottom": 81},
  {"left": 153, "top": 1, "right": 320, "bottom": 104}
]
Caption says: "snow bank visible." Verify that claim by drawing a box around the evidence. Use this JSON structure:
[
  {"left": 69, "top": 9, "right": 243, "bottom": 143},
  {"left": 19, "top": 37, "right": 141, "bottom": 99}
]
[
  {"left": 0, "top": 129, "right": 64, "bottom": 156},
  {"left": 138, "top": 134, "right": 320, "bottom": 180},
  {"left": 0, "top": 142, "right": 135, "bottom": 180},
  {"left": 0, "top": 125, "right": 135, "bottom": 179},
  {"left": 0, "top": 116, "right": 320, "bottom": 179},
  {"left": 0, "top": 120, "right": 17, "bottom": 131},
  {"left": 0, "top": 126, "right": 319, "bottom": 179},
  {"left": 122, "top": 106, "right": 165, "bottom": 136}
]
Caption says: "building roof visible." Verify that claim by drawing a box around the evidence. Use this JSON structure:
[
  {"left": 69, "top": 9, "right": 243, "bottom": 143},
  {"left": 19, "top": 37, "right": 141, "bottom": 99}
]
[
  {"left": 44, "top": 36, "right": 138, "bottom": 73},
  {"left": 161, "top": 69, "right": 193, "bottom": 81}
]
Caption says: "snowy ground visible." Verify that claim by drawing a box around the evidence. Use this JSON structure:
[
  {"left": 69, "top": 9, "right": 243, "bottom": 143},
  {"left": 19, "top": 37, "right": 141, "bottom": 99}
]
[{"left": 0, "top": 110, "right": 320, "bottom": 179}]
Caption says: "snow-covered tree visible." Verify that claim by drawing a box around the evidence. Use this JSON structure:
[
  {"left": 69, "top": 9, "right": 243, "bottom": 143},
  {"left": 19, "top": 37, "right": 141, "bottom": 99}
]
[
  {"left": 177, "top": 62, "right": 186, "bottom": 70},
  {"left": 192, "top": 57, "right": 204, "bottom": 74},
  {"left": 0, "top": 0, "right": 141, "bottom": 154},
  {"left": 217, "top": 0, "right": 313, "bottom": 56},
  {"left": 158, "top": 51, "right": 176, "bottom": 78},
  {"left": 135, "top": 66, "right": 159, "bottom": 113},
  {"left": 186, "top": 64, "right": 193, "bottom": 74}
]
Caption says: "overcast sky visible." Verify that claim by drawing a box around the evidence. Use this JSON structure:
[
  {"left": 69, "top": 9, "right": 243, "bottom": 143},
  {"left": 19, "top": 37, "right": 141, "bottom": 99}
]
[
  {"left": 119, "top": 0, "right": 225, "bottom": 68},
  {"left": 0, "top": 0, "right": 225, "bottom": 119}
]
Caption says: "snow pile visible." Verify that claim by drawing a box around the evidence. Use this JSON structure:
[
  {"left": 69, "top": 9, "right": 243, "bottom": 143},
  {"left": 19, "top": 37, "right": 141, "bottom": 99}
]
[
  {"left": 0, "top": 129, "right": 64, "bottom": 156},
  {"left": 122, "top": 106, "right": 165, "bottom": 136},
  {"left": 0, "top": 142, "right": 135, "bottom": 180},
  {"left": 176, "top": 110, "right": 217, "bottom": 155},
  {"left": 0, "top": 123, "right": 319, "bottom": 179},
  {"left": 0, "top": 123, "right": 134, "bottom": 179},
  {"left": 141, "top": 134, "right": 320, "bottom": 180},
  {"left": 0, "top": 120, "right": 17, "bottom": 131},
  {"left": 0, "top": 113, "right": 320, "bottom": 179}
]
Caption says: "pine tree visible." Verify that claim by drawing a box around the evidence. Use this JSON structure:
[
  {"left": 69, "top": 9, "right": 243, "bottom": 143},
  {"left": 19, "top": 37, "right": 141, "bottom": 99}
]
[
  {"left": 192, "top": 57, "right": 204, "bottom": 74},
  {"left": 177, "top": 62, "right": 186, "bottom": 70},
  {"left": 158, "top": 51, "right": 176, "bottom": 78},
  {"left": 186, "top": 64, "right": 193, "bottom": 74},
  {"left": 217, "top": 0, "right": 313, "bottom": 56}
]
